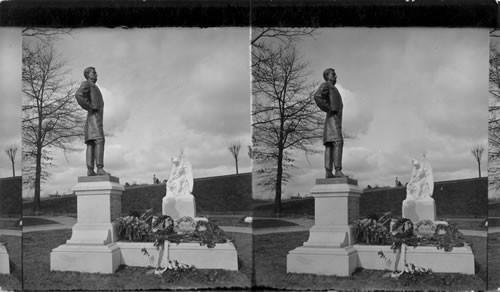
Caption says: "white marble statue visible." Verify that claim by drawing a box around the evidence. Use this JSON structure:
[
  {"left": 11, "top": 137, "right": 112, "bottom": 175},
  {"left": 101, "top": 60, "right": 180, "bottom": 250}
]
[
  {"left": 405, "top": 159, "right": 434, "bottom": 201},
  {"left": 162, "top": 152, "right": 195, "bottom": 218},
  {"left": 166, "top": 153, "right": 193, "bottom": 198}
]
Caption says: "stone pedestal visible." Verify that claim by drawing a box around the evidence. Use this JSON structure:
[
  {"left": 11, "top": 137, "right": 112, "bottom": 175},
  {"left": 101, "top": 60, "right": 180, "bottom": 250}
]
[
  {"left": 51, "top": 176, "right": 124, "bottom": 273},
  {"left": 287, "top": 178, "right": 361, "bottom": 276},
  {"left": 0, "top": 243, "right": 9, "bottom": 274},
  {"left": 402, "top": 199, "right": 436, "bottom": 223},
  {"left": 355, "top": 244, "right": 475, "bottom": 274},
  {"left": 162, "top": 194, "right": 196, "bottom": 220},
  {"left": 117, "top": 241, "right": 238, "bottom": 270}
]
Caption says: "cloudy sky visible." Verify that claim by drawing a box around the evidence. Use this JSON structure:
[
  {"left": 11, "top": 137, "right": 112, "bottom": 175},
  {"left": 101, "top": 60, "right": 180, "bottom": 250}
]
[
  {"left": 0, "top": 27, "right": 491, "bottom": 199},
  {"left": 0, "top": 28, "right": 22, "bottom": 178},
  {"left": 17, "top": 28, "right": 251, "bottom": 197},
  {"left": 253, "top": 28, "right": 489, "bottom": 199}
]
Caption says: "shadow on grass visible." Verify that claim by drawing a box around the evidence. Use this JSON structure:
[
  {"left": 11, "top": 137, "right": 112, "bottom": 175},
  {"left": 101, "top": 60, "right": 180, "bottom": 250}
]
[
  {"left": 253, "top": 231, "right": 486, "bottom": 291},
  {"left": 23, "top": 229, "right": 252, "bottom": 290},
  {"left": 22, "top": 217, "right": 61, "bottom": 227}
]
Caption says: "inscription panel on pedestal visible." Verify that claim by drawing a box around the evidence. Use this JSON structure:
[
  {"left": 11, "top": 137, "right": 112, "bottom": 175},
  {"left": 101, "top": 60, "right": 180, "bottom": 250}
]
[
  {"left": 110, "top": 194, "right": 121, "bottom": 221},
  {"left": 348, "top": 196, "right": 359, "bottom": 224}
]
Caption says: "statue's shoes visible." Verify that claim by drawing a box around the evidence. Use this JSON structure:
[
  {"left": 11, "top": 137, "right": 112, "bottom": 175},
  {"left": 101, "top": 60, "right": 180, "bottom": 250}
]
[
  {"left": 96, "top": 168, "right": 110, "bottom": 176},
  {"left": 87, "top": 169, "right": 97, "bottom": 176},
  {"left": 335, "top": 170, "right": 346, "bottom": 178},
  {"left": 325, "top": 170, "right": 335, "bottom": 178}
]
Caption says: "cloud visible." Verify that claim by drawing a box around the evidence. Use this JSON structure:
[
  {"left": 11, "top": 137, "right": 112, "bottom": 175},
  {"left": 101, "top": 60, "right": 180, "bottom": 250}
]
[{"left": 337, "top": 84, "right": 374, "bottom": 136}]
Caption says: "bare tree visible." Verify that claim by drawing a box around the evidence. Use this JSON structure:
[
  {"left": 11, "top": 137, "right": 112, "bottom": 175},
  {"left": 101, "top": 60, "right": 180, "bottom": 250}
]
[
  {"left": 471, "top": 145, "right": 484, "bottom": 178},
  {"left": 251, "top": 28, "right": 319, "bottom": 215},
  {"left": 252, "top": 42, "right": 323, "bottom": 215},
  {"left": 228, "top": 142, "right": 242, "bottom": 174},
  {"left": 22, "top": 38, "right": 84, "bottom": 213},
  {"left": 4, "top": 145, "right": 18, "bottom": 177}
]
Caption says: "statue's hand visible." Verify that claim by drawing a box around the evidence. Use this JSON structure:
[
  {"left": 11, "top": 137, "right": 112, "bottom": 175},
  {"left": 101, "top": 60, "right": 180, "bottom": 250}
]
[{"left": 91, "top": 105, "right": 100, "bottom": 113}]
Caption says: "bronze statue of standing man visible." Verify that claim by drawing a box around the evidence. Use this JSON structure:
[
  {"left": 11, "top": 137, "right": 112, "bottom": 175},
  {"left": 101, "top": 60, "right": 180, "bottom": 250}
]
[
  {"left": 314, "top": 68, "right": 346, "bottom": 178},
  {"left": 75, "top": 67, "right": 110, "bottom": 176}
]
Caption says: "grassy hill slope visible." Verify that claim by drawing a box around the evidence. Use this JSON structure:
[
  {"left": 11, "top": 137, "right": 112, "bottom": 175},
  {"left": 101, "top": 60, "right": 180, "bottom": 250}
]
[
  {"left": 254, "top": 177, "right": 488, "bottom": 218},
  {"left": 23, "top": 173, "right": 253, "bottom": 216},
  {"left": 0, "top": 176, "right": 22, "bottom": 217}
]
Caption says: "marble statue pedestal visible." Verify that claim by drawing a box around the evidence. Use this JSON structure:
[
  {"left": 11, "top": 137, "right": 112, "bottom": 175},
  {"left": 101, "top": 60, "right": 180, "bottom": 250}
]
[
  {"left": 287, "top": 178, "right": 361, "bottom": 276},
  {"left": 51, "top": 176, "right": 124, "bottom": 273},
  {"left": 162, "top": 194, "right": 196, "bottom": 220},
  {"left": 0, "top": 243, "right": 9, "bottom": 274},
  {"left": 402, "top": 199, "right": 436, "bottom": 223}
]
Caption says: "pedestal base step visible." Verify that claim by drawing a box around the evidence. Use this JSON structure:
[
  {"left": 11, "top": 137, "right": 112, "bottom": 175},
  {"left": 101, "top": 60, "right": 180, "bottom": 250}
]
[
  {"left": 0, "top": 245, "right": 10, "bottom": 274},
  {"left": 355, "top": 244, "right": 475, "bottom": 274},
  {"left": 117, "top": 241, "right": 238, "bottom": 271},
  {"left": 287, "top": 245, "right": 358, "bottom": 276},
  {"left": 50, "top": 243, "right": 121, "bottom": 273},
  {"left": 286, "top": 243, "right": 475, "bottom": 276}
]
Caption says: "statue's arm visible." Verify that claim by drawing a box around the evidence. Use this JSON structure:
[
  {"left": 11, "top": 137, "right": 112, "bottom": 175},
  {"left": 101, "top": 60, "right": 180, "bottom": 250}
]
[
  {"left": 75, "top": 81, "right": 94, "bottom": 112},
  {"left": 313, "top": 83, "right": 334, "bottom": 113}
]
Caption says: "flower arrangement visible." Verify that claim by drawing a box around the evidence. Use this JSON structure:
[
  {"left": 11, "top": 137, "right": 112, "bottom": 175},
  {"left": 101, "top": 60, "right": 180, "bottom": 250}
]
[
  {"left": 414, "top": 219, "right": 436, "bottom": 237},
  {"left": 116, "top": 209, "right": 233, "bottom": 274},
  {"left": 115, "top": 209, "right": 231, "bottom": 249},
  {"left": 352, "top": 212, "right": 467, "bottom": 252},
  {"left": 115, "top": 215, "right": 154, "bottom": 242},
  {"left": 352, "top": 212, "right": 392, "bottom": 245}
]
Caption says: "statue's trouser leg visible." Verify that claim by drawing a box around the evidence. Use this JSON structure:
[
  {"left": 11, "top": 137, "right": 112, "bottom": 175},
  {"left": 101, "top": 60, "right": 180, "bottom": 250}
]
[
  {"left": 333, "top": 140, "right": 346, "bottom": 177},
  {"left": 325, "top": 143, "right": 334, "bottom": 178},
  {"left": 95, "top": 138, "right": 110, "bottom": 175},
  {"left": 86, "top": 142, "right": 96, "bottom": 176},
  {"left": 333, "top": 140, "right": 343, "bottom": 171}
]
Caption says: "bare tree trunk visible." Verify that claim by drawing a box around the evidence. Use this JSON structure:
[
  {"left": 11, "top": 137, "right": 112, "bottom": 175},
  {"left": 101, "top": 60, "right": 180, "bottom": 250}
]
[
  {"left": 235, "top": 158, "right": 239, "bottom": 174},
  {"left": 478, "top": 161, "right": 481, "bottom": 178},
  {"left": 10, "top": 157, "right": 15, "bottom": 177},
  {"left": 34, "top": 144, "right": 42, "bottom": 214},
  {"left": 274, "top": 145, "right": 284, "bottom": 216}
]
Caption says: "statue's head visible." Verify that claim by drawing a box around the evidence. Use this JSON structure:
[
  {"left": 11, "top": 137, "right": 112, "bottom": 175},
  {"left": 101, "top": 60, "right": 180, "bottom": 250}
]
[
  {"left": 412, "top": 159, "right": 421, "bottom": 169},
  {"left": 323, "top": 68, "right": 337, "bottom": 84},
  {"left": 83, "top": 66, "right": 98, "bottom": 83},
  {"left": 171, "top": 156, "right": 180, "bottom": 165}
]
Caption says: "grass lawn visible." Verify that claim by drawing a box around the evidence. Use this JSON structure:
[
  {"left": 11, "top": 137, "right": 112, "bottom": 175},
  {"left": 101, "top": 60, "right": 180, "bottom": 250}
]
[
  {"left": 0, "top": 219, "right": 20, "bottom": 230},
  {"left": 253, "top": 231, "right": 486, "bottom": 290},
  {"left": 23, "top": 229, "right": 252, "bottom": 290},
  {"left": 22, "top": 217, "right": 61, "bottom": 227},
  {"left": 488, "top": 232, "right": 500, "bottom": 290},
  {"left": 0, "top": 235, "right": 22, "bottom": 291},
  {"left": 446, "top": 218, "right": 487, "bottom": 231},
  {"left": 490, "top": 201, "right": 500, "bottom": 217},
  {"left": 208, "top": 216, "right": 298, "bottom": 229},
  {"left": 206, "top": 216, "right": 248, "bottom": 227},
  {"left": 490, "top": 217, "right": 500, "bottom": 227}
]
